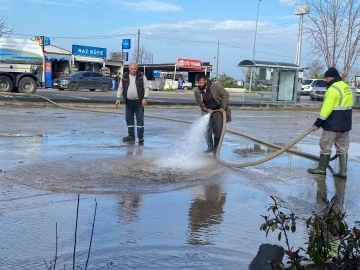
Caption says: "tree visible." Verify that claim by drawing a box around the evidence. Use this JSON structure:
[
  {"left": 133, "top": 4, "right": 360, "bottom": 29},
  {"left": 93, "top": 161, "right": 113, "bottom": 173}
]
[
  {"left": 0, "top": 15, "right": 13, "bottom": 37},
  {"left": 131, "top": 46, "right": 153, "bottom": 64},
  {"left": 305, "top": 60, "right": 324, "bottom": 79},
  {"left": 304, "top": 0, "right": 360, "bottom": 80},
  {"left": 216, "top": 73, "right": 236, "bottom": 86}
]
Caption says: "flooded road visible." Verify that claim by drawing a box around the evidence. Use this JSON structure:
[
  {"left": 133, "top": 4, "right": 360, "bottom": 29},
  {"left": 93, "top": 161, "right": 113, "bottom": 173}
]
[{"left": 1, "top": 107, "right": 360, "bottom": 269}]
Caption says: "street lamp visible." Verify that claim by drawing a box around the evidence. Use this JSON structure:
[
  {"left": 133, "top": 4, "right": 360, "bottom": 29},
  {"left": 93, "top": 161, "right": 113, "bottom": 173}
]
[
  {"left": 294, "top": 3, "right": 310, "bottom": 66},
  {"left": 249, "top": 0, "right": 262, "bottom": 92}
]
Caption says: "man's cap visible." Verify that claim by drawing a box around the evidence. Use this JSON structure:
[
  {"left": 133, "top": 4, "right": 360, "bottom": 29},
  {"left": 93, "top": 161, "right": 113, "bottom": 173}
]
[{"left": 324, "top": 67, "right": 340, "bottom": 78}]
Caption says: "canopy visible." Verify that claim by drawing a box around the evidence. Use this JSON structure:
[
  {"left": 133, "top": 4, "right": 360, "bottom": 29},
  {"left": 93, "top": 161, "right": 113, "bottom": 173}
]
[
  {"left": 45, "top": 53, "right": 71, "bottom": 62},
  {"left": 237, "top": 60, "right": 299, "bottom": 70}
]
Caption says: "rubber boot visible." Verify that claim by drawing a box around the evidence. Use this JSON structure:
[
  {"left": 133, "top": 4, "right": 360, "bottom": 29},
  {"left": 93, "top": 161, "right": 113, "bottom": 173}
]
[
  {"left": 308, "top": 154, "right": 330, "bottom": 175},
  {"left": 214, "top": 137, "right": 220, "bottom": 151},
  {"left": 204, "top": 135, "right": 215, "bottom": 153},
  {"left": 204, "top": 146, "right": 215, "bottom": 153},
  {"left": 333, "top": 154, "right": 348, "bottom": 180}
]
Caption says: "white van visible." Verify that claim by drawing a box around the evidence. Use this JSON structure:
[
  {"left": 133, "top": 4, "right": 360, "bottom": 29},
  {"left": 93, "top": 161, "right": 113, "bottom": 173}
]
[{"left": 301, "top": 79, "right": 323, "bottom": 95}]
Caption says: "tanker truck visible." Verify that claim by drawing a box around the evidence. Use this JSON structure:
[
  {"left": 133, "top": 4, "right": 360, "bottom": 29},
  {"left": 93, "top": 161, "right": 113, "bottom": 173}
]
[{"left": 0, "top": 38, "right": 44, "bottom": 94}]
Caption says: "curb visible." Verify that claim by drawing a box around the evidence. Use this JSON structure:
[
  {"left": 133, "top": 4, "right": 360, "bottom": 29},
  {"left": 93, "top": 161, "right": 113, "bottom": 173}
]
[{"left": 0, "top": 98, "right": 320, "bottom": 111}]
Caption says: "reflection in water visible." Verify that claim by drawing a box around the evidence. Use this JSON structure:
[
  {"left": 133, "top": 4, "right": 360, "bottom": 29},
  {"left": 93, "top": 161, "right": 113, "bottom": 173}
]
[
  {"left": 187, "top": 184, "right": 227, "bottom": 246},
  {"left": 233, "top": 143, "right": 298, "bottom": 157},
  {"left": 117, "top": 194, "right": 142, "bottom": 225},
  {"left": 118, "top": 145, "right": 144, "bottom": 225},
  {"left": 313, "top": 175, "right": 346, "bottom": 211}
]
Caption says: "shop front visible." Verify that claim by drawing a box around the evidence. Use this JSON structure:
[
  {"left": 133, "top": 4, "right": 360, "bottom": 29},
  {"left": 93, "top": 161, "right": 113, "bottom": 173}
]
[
  {"left": 72, "top": 44, "right": 106, "bottom": 72},
  {"left": 44, "top": 45, "right": 72, "bottom": 87}
]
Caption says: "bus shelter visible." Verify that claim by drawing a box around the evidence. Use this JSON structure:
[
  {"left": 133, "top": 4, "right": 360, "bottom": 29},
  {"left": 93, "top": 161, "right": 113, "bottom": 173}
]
[{"left": 238, "top": 60, "right": 301, "bottom": 102}]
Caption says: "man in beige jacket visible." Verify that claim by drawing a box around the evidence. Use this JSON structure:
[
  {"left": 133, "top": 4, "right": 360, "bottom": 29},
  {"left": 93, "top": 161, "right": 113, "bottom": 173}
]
[{"left": 194, "top": 75, "right": 231, "bottom": 153}]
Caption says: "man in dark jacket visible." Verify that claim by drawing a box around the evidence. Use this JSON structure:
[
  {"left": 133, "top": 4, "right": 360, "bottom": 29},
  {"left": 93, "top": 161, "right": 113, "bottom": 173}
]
[
  {"left": 115, "top": 62, "right": 149, "bottom": 144},
  {"left": 194, "top": 74, "right": 231, "bottom": 153},
  {"left": 308, "top": 67, "right": 353, "bottom": 179}
]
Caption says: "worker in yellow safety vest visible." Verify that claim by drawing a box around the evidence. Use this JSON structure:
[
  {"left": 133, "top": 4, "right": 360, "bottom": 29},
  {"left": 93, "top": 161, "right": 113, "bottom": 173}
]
[{"left": 308, "top": 67, "right": 353, "bottom": 179}]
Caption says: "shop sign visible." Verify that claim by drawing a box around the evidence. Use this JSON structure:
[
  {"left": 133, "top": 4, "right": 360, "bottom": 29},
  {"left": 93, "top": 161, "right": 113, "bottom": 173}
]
[
  {"left": 74, "top": 56, "right": 104, "bottom": 63},
  {"left": 122, "top": 39, "right": 131, "bottom": 50},
  {"left": 177, "top": 58, "right": 202, "bottom": 70},
  {"left": 45, "top": 62, "right": 51, "bottom": 72},
  {"left": 72, "top": 44, "right": 107, "bottom": 58},
  {"left": 110, "top": 52, "right": 128, "bottom": 62}
]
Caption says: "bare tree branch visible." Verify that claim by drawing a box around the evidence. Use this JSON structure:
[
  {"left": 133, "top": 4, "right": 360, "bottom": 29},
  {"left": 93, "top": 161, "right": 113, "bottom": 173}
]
[
  {"left": 131, "top": 46, "right": 153, "bottom": 64},
  {"left": 306, "top": 59, "right": 324, "bottom": 78},
  {"left": 305, "top": 0, "right": 360, "bottom": 80},
  {"left": 0, "top": 15, "right": 14, "bottom": 37}
]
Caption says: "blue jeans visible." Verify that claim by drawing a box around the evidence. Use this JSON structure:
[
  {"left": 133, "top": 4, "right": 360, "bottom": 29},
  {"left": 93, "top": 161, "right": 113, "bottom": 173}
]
[{"left": 126, "top": 99, "right": 144, "bottom": 139}]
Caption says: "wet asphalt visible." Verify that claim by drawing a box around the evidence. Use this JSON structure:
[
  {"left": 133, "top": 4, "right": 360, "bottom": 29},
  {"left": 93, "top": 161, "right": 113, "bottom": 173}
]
[{"left": 0, "top": 107, "right": 359, "bottom": 269}]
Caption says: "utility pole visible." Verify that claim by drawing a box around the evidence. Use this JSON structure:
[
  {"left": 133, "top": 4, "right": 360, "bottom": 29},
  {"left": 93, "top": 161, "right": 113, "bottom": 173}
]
[
  {"left": 249, "top": 0, "right": 262, "bottom": 93},
  {"left": 136, "top": 29, "right": 140, "bottom": 64},
  {"left": 216, "top": 39, "right": 220, "bottom": 80},
  {"left": 294, "top": 4, "right": 310, "bottom": 66}
]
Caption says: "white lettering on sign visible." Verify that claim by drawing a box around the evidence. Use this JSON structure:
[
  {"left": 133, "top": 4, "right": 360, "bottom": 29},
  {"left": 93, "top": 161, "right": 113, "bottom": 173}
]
[
  {"left": 177, "top": 58, "right": 201, "bottom": 69},
  {"left": 77, "top": 47, "right": 105, "bottom": 56}
]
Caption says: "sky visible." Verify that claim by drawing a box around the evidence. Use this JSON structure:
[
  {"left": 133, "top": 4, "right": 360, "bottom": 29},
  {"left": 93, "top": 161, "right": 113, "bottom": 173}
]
[{"left": 1, "top": 0, "right": 312, "bottom": 79}]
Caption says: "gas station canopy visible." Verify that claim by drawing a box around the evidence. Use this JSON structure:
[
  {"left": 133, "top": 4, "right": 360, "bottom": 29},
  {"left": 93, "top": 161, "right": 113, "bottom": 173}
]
[{"left": 237, "top": 60, "right": 300, "bottom": 70}]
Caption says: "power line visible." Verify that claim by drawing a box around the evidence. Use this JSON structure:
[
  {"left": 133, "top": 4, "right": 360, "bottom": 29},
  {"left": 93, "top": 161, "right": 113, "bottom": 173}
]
[
  {"left": 220, "top": 43, "right": 312, "bottom": 61},
  {"left": 138, "top": 21, "right": 298, "bottom": 33},
  {"left": 142, "top": 33, "right": 311, "bottom": 62},
  {"left": 11, "top": 33, "right": 136, "bottom": 40}
]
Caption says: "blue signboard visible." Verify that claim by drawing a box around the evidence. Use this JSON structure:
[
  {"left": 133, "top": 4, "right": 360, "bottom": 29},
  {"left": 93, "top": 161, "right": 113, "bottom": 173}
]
[
  {"left": 122, "top": 39, "right": 131, "bottom": 50},
  {"left": 153, "top": 70, "right": 161, "bottom": 78},
  {"left": 44, "top": 37, "right": 51, "bottom": 46},
  {"left": 72, "top": 44, "right": 107, "bottom": 58}
]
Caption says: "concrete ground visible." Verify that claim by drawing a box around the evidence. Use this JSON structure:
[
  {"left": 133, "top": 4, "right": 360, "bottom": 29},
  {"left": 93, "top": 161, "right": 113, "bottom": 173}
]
[{"left": 1, "top": 107, "right": 359, "bottom": 269}]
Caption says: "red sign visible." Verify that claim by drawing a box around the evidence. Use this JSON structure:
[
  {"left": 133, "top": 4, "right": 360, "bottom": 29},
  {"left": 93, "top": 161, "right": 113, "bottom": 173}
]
[
  {"left": 45, "top": 62, "right": 52, "bottom": 72},
  {"left": 177, "top": 58, "right": 202, "bottom": 70}
]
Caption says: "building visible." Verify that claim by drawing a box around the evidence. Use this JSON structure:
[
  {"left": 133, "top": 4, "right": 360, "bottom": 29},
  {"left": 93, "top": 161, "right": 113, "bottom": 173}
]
[{"left": 44, "top": 44, "right": 72, "bottom": 87}]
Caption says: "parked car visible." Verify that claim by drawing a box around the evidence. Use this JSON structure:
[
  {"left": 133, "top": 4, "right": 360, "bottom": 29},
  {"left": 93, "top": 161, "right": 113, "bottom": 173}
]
[
  {"left": 310, "top": 79, "right": 328, "bottom": 100},
  {"left": 301, "top": 79, "right": 320, "bottom": 95},
  {"left": 53, "top": 71, "right": 112, "bottom": 91}
]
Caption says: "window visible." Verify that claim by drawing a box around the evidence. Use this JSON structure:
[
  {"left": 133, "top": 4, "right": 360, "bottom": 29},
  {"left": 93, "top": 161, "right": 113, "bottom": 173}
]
[
  {"left": 302, "top": 79, "right": 313, "bottom": 85},
  {"left": 82, "top": 72, "right": 91, "bottom": 78},
  {"left": 91, "top": 72, "right": 103, "bottom": 78},
  {"left": 314, "top": 80, "right": 327, "bottom": 87},
  {"left": 68, "top": 72, "right": 83, "bottom": 78}
]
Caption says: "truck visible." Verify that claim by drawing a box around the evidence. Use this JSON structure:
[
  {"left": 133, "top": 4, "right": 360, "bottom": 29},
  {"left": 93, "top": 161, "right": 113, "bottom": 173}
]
[{"left": 0, "top": 38, "right": 44, "bottom": 94}]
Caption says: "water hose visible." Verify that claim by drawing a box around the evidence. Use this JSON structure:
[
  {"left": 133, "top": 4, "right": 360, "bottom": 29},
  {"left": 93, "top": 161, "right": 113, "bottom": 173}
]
[
  {"left": 215, "top": 110, "right": 317, "bottom": 167},
  {"left": 0, "top": 92, "right": 335, "bottom": 167}
]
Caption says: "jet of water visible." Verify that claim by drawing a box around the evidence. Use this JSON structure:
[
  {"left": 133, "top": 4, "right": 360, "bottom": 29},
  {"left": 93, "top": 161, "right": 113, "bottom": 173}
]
[{"left": 157, "top": 113, "right": 211, "bottom": 170}]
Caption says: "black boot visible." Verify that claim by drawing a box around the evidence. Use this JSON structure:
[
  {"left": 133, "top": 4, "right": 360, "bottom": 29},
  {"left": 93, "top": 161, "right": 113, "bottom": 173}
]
[
  {"left": 204, "top": 135, "right": 215, "bottom": 153},
  {"left": 308, "top": 154, "right": 330, "bottom": 175},
  {"left": 204, "top": 146, "right": 215, "bottom": 153},
  {"left": 214, "top": 137, "right": 220, "bottom": 151},
  {"left": 333, "top": 154, "right": 348, "bottom": 180},
  {"left": 123, "top": 135, "right": 135, "bottom": 142}
]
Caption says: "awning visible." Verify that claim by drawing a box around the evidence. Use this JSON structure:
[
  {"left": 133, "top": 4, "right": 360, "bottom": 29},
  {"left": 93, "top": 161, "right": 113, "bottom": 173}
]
[
  {"left": 237, "top": 60, "right": 299, "bottom": 70},
  {"left": 74, "top": 56, "right": 104, "bottom": 63},
  {"left": 45, "top": 53, "right": 71, "bottom": 62}
]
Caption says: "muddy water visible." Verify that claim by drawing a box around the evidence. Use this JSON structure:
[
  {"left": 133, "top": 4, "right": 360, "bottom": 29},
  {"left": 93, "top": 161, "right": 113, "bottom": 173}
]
[{"left": 1, "top": 108, "right": 360, "bottom": 269}]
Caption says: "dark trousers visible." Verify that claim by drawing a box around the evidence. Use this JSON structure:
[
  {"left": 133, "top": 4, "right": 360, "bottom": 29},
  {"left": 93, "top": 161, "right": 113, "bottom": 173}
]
[
  {"left": 126, "top": 99, "right": 144, "bottom": 139},
  {"left": 205, "top": 111, "right": 223, "bottom": 147}
]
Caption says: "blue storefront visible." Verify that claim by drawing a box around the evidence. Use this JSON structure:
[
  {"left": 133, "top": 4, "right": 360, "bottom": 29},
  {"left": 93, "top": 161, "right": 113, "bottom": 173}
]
[
  {"left": 44, "top": 45, "right": 72, "bottom": 88},
  {"left": 72, "top": 44, "right": 107, "bottom": 72}
]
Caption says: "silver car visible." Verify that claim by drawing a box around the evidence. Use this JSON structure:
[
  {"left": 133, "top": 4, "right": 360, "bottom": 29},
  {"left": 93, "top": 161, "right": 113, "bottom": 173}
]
[
  {"left": 310, "top": 79, "right": 328, "bottom": 101},
  {"left": 53, "top": 71, "right": 112, "bottom": 91}
]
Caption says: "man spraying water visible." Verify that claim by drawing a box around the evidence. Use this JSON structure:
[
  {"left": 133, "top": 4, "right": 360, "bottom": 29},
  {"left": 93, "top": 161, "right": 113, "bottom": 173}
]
[{"left": 194, "top": 75, "right": 232, "bottom": 153}]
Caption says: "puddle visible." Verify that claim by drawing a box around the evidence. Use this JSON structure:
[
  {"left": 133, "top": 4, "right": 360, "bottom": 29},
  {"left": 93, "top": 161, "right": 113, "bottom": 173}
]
[{"left": 1, "top": 108, "right": 360, "bottom": 269}]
